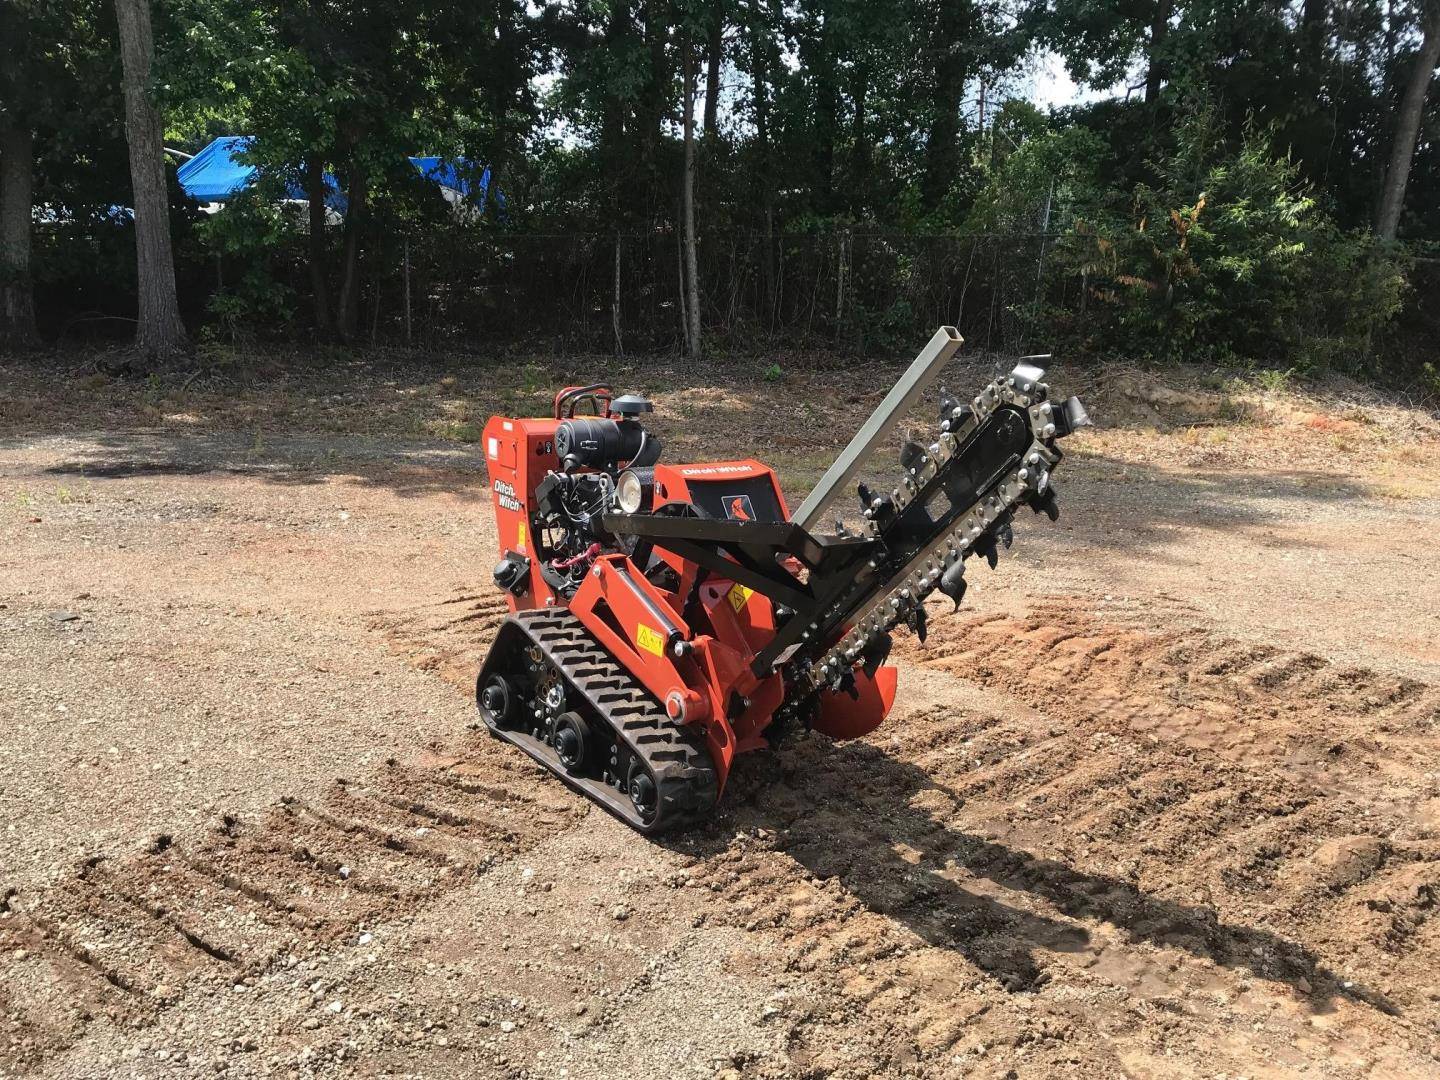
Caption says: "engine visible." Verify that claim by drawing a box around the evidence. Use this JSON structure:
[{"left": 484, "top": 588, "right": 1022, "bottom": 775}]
[{"left": 490, "top": 391, "right": 663, "bottom": 603}]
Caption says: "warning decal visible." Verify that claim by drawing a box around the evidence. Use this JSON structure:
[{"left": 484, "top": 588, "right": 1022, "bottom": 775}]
[{"left": 635, "top": 624, "right": 665, "bottom": 657}]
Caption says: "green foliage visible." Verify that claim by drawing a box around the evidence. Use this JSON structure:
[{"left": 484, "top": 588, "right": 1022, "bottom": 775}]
[
  {"left": 195, "top": 193, "right": 299, "bottom": 343},
  {"left": 1046, "top": 109, "right": 1408, "bottom": 368},
  {"left": 1421, "top": 363, "right": 1440, "bottom": 402},
  {"left": 9, "top": 0, "right": 1434, "bottom": 377},
  {"left": 1251, "top": 367, "right": 1295, "bottom": 393},
  {"left": 843, "top": 292, "right": 922, "bottom": 354},
  {"left": 963, "top": 102, "right": 1107, "bottom": 234}
]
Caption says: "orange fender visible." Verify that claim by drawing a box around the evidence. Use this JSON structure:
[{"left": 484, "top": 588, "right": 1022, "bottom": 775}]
[{"left": 811, "top": 665, "right": 898, "bottom": 740}]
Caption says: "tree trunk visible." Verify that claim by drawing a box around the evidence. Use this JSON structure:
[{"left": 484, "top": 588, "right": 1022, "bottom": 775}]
[
  {"left": 336, "top": 172, "right": 369, "bottom": 340},
  {"left": 1375, "top": 6, "right": 1440, "bottom": 241},
  {"left": 704, "top": 4, "right": 724, "bottom": 138},
  {"left": 920, "top": 0, "right": 970, "bottom": 212},
  {"left": 748, "top": 0, "right": 779, "bottom": 322},
  {"left": 113, "top": 0, "right": 188, "bottom": 362},
  {"left": 305, "top": 157, "right": 333, "bottom": 336},
  {"left": 481, "top": 156, "right": 503, "bottom": 218},
  {"left": 681, "top": 37, "right": 702, "bottom": 358},
  {"left": 812, "top": 4, "right": 838, "bottom": 214},
  {"left": 0, "top": 107, "right": 38, "bottom": 349},
  {"left": 642, "top": 0, "right": 669, "bottom": 213},
  {"left": 612, "top": 231, "right": 624, "bottom": 357},
  {"left": 1301, "top": 0, "right": 1328, "bottom": 76},
  {"left": 675, "top": 222, "right": 688, "bottom": 345},
  {"left": 1144, "top": 0, "right": 1174, "bottom": 105},
  {"left": 848, "top": 61, "right": 870, "bottom": 216},
  {"left": 0, "top": 1, "right": 38, "bottom": 350},
  {"left": 1371, "top": 0, "right": 1400, "bottom": 220},
  {"left": 600, "top": 2, "right": 630, "bottom": 165},
  {"left": 486, "top": 6, "right": 522, "bottom": 218}
]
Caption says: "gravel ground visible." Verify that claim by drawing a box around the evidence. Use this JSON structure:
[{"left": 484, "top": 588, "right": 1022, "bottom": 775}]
[{"left": 1, "top": 353, "right": 1438, "bottom": 1079}]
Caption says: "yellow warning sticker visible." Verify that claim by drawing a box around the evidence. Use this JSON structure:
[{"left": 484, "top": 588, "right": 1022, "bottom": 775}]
[
  {"left": 516, "top": 520, "right": 527, "bottom": 551},
  {"left": 635, "top": 624, "right": 665, "bottom": 656},
  {"left": 727, "top": 583, "right": 754, "bottom": 613}
]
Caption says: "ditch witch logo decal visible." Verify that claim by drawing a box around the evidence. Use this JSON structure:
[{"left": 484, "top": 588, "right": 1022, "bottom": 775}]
[
  {"left": 725, "top": 494, "right": 755, "bottom": 521},
  {"left": 492, "top": 479, "right": 522, "bottom": 512}
]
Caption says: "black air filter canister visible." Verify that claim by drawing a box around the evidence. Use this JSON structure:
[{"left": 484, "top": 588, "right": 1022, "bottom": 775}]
[{"left": 555, "top": 417, "right": 644, "bottom": 471}]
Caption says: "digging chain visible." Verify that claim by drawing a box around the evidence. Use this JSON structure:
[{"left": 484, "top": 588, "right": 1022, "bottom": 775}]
[{"left": 805, "top": 361, "right": 1075, "bottom": 693}]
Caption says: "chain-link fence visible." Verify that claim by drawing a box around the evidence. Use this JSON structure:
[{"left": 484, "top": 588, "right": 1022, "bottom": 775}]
[
  {"left": 348, "top": 228, "right": 1067, "bottom": 355},
  {"left": 35, "top": 222, "right": 1073, "bottom": 354}
]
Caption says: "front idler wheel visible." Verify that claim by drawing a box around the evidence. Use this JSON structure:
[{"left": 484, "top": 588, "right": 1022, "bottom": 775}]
[
  {"left": 626, "top": 759, "right": 658, "bottom": 824},
  {"left": 553, "top": 711, "right": 592, "bottom": 775},
  {"left": 478, "top": 674, "right": 514, "bottom": 730}
]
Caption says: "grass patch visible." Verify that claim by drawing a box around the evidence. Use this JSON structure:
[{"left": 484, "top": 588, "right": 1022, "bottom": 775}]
[{"left": 424, "top": 419, "right": 484, "bottom": 442}]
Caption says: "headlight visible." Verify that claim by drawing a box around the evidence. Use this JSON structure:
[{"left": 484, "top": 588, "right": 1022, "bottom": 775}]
[{"left": 616, "top": 468, "right": 653, "bottom": 514}]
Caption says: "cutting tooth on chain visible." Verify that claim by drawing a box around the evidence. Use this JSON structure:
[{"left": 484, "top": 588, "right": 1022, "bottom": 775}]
[
  {"left": 975, "top": 531, "right": 998, "bottom": 570},
  {"left": 938, "top": 558, "right": 967, "bottom": 610},
  {"left": 937, "top": 385, "right": 961, "bottom": 424}
]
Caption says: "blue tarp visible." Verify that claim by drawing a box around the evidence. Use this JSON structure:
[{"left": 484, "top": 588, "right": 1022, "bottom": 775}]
[
  {"left": 176, "top": 136, "right": 490, "bottom": 208},
  {"left": 175, "top": 136, "right": 262, "bottom": 202},
  {"left": 410, "top": 156, "right": 492, "bottom": 202}
]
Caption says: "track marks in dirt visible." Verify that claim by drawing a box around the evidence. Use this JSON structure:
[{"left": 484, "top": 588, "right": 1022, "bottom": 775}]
[
  {"left": 369, "top": 591, "right": 512, "bottom": 694},
  {"left": 915, "top": 597, "right": 1440, "bottom": 750},
  {"left": 0, "top": 754, "right": 582, "bottom": 1073},
  {"left": 670, "top": 741, "right": 1430, "bottom": 1075},
  {"left": 651, "top": 599, "right": 1440, "bottom": 1076},
  {"left": 906, "top": 602, "right": 1440, "bottom": 983},
  {"left": 669, "top": 752, "right": 1123, "bottom": 1076}
]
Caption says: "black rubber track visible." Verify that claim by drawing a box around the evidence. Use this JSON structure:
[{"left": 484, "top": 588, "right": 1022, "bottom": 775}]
[{"left": 476, "top": 608, "right": 719, "bottom": 835}]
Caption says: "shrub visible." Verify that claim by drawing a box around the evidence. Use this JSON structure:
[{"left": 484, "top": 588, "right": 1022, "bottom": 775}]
[
  {"left": 1046, "top": 107, "right": 1406, "bottom": 369},
  {"left": 193, "top": 190, "right": 301, "bottom": 344}
]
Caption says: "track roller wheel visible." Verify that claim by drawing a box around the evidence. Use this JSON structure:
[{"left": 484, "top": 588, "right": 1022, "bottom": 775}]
[
  {"left": 477, "top": 611, "right": 719, "bottom": 834},
  {"left": 553, "top": 711, "right": 592, "bottom": 775}
]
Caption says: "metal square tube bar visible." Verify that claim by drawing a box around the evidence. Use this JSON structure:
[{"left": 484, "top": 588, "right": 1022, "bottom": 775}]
[{"left": 791, "top": 326, "right": 965, "bottom": 532}]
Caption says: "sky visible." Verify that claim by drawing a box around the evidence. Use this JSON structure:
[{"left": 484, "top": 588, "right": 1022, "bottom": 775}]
[
  {"left": 1026, "top": 50, "right": 1127, "bottom": 110},
  {"left": 534, "top": 47, "right": 1123, "bottom": 149}
]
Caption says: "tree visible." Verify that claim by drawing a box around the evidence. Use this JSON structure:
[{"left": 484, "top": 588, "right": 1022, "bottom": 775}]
[
  {"left": 703, "top": 1, "right": 725, "bottom": 137},
  {"left": 796, "top": 0, "right": 841, "bottom": 214},
  {"left": 113, "top": 0, "right": 188, "bottom": 361},
  {"left": 1036, "top": 0, "right": 1180, "bottom": 104},
  {"left": 906, "top": 0, "right": 1027, "bottom": 216},
  {"left": 5, "top": 0, "right": 1429, "bottom": 372},
  {"left": 0, "top": 1, "right": 39, "bottom": 348},
  {"left": 1375, "top": 2, "right": 1440, "bottom": 239},
  {"left": 304, "top": 157, "right": 333, "bottom": 335},
  {"left": 739, "top": 0, "right": 781, "bottom": 316},
  {"left": 681, "top": 31, "right": 702, "bottom": 357},
  {"left": 236, "top": 0, "right": 537, "bottom": 340},
  {"left": 920, "top": 0, "right": 976, "bottom": 211},
  {"left": 1046, "top": 109, "right": 1405, "bottom": 362}
]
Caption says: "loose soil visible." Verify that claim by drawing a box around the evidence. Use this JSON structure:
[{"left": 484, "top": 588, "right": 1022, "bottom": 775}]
[{"left": 1, "top": 350, "right": 1437, "bottom": 1079}]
